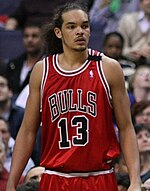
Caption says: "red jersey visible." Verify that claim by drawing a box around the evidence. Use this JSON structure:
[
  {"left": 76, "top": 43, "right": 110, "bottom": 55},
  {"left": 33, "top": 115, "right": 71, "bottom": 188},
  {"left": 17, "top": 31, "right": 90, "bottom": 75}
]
[{"left": 40, "top": 49, "right": 120, "bottom": 172}]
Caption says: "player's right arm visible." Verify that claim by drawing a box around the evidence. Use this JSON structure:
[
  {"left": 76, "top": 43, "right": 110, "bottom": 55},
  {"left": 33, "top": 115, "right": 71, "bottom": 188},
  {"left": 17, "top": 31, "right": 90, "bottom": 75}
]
[{"left": 6, "top": 61, "right": 43, "bottom": 191}]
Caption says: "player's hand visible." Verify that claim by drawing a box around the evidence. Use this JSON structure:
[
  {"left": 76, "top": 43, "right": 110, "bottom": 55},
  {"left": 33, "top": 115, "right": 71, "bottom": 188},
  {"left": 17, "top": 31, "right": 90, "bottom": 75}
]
[{"left": 127, "top": 183, "right": 142, "bottom": 191}]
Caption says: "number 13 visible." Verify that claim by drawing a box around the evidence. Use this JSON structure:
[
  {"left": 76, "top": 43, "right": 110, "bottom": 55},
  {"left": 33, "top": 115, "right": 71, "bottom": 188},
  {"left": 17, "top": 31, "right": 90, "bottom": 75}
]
[{"left": 58, "top": 115, "right": 89, "bottom": 149}]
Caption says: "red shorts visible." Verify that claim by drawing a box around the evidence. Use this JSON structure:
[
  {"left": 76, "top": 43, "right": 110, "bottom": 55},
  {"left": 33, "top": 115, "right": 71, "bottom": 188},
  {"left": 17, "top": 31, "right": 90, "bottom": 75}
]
[{"left": 38, "top": 169, "right": 118, "bottom": 191}]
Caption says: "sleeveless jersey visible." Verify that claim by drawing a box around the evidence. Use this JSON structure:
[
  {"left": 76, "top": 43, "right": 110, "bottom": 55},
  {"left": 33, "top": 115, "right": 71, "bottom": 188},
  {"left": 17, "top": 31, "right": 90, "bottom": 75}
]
[{"left": 40, "top": 49, "right": 120, "bottom": 172}]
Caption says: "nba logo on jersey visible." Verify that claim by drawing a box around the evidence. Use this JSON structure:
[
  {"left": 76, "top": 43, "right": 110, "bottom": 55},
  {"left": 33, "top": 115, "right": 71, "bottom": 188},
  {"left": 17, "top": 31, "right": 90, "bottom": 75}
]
[{"left": 89, "top": 70, "right": 93, "bottom": 78}]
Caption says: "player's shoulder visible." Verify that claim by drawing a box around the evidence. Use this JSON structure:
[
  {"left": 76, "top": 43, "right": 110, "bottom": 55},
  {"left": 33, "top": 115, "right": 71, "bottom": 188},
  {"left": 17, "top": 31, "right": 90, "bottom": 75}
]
[
  {"left": 102, "top": 54, "right": 123, "bottom": 77},
  {"left": 88, "top": 48, "right": 102, "bottom": 61},
  {"left": 89, "top": 49, "right": 125, "bottom": 86},
  {"left": 102, "top": 54, "right": 125, "bottom": 86},
  {"left": 102, "top": 54, "right": 120, "bottom": 68},
  {"left": 88, "top": 49, "right": 120, "bottom": 68},
  {"left": 33, "top": 60, "right": 44, "bottom": 71},
  {"left": 31, "top": 59, "right": 46, "bottom": 81},
  {"left": 29, "top": 60, "right": 44, "bottom": 88},
  {"left": 32, "top": 54, "right": 55, "bottom": 76},
  {"left": 33, "top": 53, "right": 53, "bottom": 68}
]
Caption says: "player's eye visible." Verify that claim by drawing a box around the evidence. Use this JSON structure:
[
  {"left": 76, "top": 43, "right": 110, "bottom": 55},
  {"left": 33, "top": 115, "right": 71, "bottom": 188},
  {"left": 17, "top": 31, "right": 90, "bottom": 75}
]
[
  {"left": 67, "top": 25, "right": 76, "bottom": 29},
  {"left": 82, "top": 24, "right": 89, "bottom": 29}
]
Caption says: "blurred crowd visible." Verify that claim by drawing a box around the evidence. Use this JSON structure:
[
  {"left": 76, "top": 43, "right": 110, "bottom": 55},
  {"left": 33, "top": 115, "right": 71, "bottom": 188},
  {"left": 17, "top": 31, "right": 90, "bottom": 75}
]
[{"left": 0, "top": 0, "right": 150, "bottom": 190}]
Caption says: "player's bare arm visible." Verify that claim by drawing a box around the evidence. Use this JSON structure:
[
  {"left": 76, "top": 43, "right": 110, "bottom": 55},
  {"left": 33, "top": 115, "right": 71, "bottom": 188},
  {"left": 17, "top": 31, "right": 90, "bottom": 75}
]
[
  {"left": 102, "top": 55, "right": 141, "bottom": 190},
  {"left": 6, "top": 61, "right": 43, "bottom": 191}
]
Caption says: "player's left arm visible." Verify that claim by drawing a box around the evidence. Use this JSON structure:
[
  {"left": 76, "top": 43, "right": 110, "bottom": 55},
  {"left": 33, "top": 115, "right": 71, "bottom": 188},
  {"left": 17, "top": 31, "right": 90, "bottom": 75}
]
[{"left": 102, "top": 55, "right": 141, "bottom": 190}]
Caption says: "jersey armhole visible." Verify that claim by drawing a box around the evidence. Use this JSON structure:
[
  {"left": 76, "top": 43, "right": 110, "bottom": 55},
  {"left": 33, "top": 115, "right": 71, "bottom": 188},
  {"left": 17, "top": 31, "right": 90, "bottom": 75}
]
[
  {"left": 40, "top": 56, "right": 49, "bottom": 112},
  {"left": 96, "top": 54, "right": 113, "bottom": 108}
]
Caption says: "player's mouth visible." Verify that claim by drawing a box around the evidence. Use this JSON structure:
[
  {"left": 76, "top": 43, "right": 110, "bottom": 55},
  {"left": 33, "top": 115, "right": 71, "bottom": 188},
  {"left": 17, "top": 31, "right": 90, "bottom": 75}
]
[{"left": 75, "top": 37, "right": 86, "bottom": 44}]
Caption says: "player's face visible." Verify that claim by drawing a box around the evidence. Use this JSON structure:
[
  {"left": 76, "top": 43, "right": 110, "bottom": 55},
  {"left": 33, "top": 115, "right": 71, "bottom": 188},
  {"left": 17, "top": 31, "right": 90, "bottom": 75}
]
[
  {"left": 23, "top": 27, "right": 43, "bottom": 54},
  {"left": 55, "top": 9, "right": 90, "bottom": 52}
]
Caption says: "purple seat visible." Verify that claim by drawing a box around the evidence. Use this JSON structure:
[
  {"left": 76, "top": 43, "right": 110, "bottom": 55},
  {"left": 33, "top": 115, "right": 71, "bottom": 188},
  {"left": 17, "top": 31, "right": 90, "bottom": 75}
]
[{"left": 0, "top": 30, "right": 25, "bottom": 62}]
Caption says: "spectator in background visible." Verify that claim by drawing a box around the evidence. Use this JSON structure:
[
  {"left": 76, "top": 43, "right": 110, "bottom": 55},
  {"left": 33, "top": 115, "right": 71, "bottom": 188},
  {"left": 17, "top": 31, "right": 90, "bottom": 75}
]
[
  {"left": 15, "top": 84, "right": 29, "bottom": 109},
  {"left": 3, "top": 24, "right": 43, "bottom": 165},
  {"left": 0, "top": 138, "right": 8, "bottom": 191},
  {"left": 24, "top": 166, "right": 45, "bottom": 183},
  {"left": 143, "top": 178, "right": 150, "bottom": 190},
  {"left": 16, "top": 180, "right": 39, "bottom": 191},
  {"left": 5, "top": 23, "right": 45, "bottom": 99},
  {"left": 113, "top": 153, "right": 130, "bottom": 190},
  {"left": 0, "top": 73, "right": 41, "bottom": 166},
  {"left": 0, "top": 73, "right": 24, "bottom": 139},
  {"left": 0, "top": 0, "right": 22, "bottom": 28},
  {"left": 135, "top": 124, "right": 150, "bottom": 183},
  {"left": 0, "top": 59, "right": 6, "bottom": 74},
  {"left": 115, "top": 173, "right": 130, "bottom": 191},
  {"left": 128, "top": 65, "right": 150, "bottom": 105},
  {"left": 6, "top": 2, "right": 141, "bottom": 191},
  {"left": 0, "top": 117, "right": 35, "bottom": 176},
  {"left": 88, "top": 0, "right": 140, "bottom": 50},
  {"left": 103, "top": 31, "right": 136, "bottom": 85},
  {"left": 0, "top": 139, "right": 24, "bottom": 191},
  {"left": 118, "top": 0, "right": 150, "bottom": 66},
  {"left": 131, "top": 100, "right": 150, "bottom": 127},
  {"left": 89, "top": 0, "right": 140, "bottom": 33},
  {"left": 115, "top": 124, "right": 150, "bottom": 184},
  {"left": 113, "top": 152, "right": 128, "bottom": 175},
  {"left": 4, "top": 0, "right": 88, "bottom": 30}
]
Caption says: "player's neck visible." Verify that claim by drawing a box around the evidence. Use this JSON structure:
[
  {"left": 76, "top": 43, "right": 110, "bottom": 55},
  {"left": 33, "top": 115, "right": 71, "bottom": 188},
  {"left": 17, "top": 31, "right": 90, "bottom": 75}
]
[{"left": 58, "top": 49, "right": 88, "bottom": 71}]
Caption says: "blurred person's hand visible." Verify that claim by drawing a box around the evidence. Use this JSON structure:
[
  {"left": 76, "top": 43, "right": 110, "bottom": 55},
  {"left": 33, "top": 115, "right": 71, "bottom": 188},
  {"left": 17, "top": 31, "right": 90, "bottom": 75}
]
[
  {"left": 129, "top": 44, "right": 150, "bottom": 62},
  {"left": 5, "top": 18, "right": 18, "bottom": 30},
  {"left": 144, "top": 178, "right": 150, "bottom": 190},
  {"left": 138, "top": 44, "right": 150, "bottom": 59},
  {"left": 129, "top": 51, "right": 142, "bottom": 62}
]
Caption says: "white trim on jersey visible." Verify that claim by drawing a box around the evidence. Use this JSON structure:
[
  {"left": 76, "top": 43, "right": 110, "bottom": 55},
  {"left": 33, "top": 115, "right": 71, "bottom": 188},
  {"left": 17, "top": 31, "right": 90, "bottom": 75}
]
[
  {"left": 88, "top": 49, "right": 112, "bottom": 107},
  {"left": 88, "top": 48, "right": 96, "bottom": 56},
  {"left": 96, "top": 54, "right": 113, "bottom": 108},
  {"left": 100, "top": 54, "right": 112, "bottom": 100},
  {"left": 44, "top": 168, "right": 114, "bottom": 178},
  {"left": 40, "top": 57, "right": 49, "bottom": 112},
  {"left": 53, "top": 54, "right": 90, "bottom": 77}
]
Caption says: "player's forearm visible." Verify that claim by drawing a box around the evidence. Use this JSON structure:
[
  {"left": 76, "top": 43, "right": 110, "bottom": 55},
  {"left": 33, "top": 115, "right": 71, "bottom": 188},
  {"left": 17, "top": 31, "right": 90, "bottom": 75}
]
[{"left": 119, "top": 126, "right": 141, "bottom": 184}]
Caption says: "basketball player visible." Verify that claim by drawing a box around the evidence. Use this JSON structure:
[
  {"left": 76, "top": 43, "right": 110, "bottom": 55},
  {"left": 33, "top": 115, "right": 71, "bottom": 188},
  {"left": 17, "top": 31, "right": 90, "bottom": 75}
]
[{"left": 6, "top": 3, "right": 141, "bottom": 191}]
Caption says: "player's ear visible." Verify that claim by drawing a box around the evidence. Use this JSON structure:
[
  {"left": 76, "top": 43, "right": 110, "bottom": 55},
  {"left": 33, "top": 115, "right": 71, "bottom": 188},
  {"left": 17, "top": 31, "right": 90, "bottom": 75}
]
[{"left": 54, "top": 27, "right": 62, "bottom": 39}]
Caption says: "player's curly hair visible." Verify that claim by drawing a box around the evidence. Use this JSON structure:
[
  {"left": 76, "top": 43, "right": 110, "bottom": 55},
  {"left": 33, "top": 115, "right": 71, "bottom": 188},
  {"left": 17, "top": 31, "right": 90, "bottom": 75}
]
[{"left": 42, "top": 2, "right": 89, "bottom": 55}]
